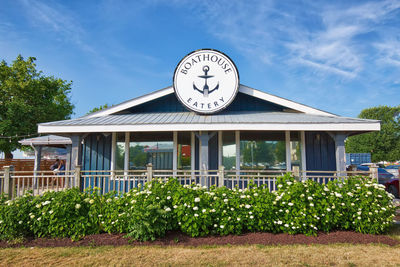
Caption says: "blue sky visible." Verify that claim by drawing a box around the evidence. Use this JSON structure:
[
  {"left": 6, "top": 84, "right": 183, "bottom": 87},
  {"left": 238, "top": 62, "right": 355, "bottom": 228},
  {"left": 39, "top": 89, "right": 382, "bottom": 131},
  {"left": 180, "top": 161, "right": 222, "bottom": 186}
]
[{"left": 1, "top": 0, "right": 399, "bottom": 118}]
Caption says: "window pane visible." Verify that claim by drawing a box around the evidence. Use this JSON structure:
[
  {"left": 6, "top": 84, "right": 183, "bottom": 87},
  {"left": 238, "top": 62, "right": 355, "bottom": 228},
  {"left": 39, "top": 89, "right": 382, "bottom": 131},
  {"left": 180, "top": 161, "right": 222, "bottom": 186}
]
[
  {"left": 178, "top": 132, "right": 191, "bottom": 170},
  {"left": 129, "top": 132, "right": 173, "bottom": 170},
  {"left": 290, "top": 131, "right": 302, "bottom": 171},
  {"left": 240, "top": 132, "right": 286, "bottom": 170},
  {"left": 223, "top": 131, "right": 236, "bottom": 170},
  {"left": 115, "top": 133, "right": 125, "bottom": 170}
]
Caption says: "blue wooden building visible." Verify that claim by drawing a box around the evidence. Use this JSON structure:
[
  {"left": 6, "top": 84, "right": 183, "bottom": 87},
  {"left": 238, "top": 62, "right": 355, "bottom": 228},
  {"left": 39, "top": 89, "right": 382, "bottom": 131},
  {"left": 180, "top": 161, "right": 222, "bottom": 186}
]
[{"left": 37, "top": 49, "right": 380, "bottom": 185}]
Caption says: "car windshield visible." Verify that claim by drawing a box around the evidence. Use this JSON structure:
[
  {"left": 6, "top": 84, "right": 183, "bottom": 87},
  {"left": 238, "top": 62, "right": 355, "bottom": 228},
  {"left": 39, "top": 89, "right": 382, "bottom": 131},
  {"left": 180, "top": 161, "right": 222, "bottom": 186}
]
[
  {"left": 378, "top": 168, "right": 390, "bottom": 174},
  {"left": 386, "top": 165, "right": 400, "bottom": 169}
]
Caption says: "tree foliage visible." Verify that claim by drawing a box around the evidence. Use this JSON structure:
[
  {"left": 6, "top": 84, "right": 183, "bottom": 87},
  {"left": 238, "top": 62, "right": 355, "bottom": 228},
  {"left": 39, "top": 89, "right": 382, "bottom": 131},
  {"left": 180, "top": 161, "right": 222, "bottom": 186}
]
[
  {"left": 345, "top": 105, "right": 400, "bottom": 162},
  {"left": 0, "top": 55, "right": 74, "bottom": 158},
  {"left": 86, "top": 104, "right": 109, "bottom": 115}
]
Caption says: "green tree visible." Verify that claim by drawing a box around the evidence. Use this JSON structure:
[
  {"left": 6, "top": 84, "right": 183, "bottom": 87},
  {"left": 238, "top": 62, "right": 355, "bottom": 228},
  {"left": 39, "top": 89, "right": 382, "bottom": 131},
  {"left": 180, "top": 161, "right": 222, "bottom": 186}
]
[
  {"left": 345, "top": 105, "right": 400, "bottom": 162},
  {"left": 86, "top": 104, "right": 109, "bottom": 115},
  {"left": 0, "top": 55, "right": 74, "bottom": 158}
]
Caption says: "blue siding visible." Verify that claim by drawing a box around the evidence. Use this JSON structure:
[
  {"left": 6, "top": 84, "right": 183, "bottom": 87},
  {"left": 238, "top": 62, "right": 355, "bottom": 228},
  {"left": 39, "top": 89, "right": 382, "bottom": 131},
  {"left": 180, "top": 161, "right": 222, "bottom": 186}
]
[
  {"left": 305, "top": 132, "right": 336, "bottom": 171},
  {"left": 82, "top": 134, "right": 112, "bottom": 170},
  {"left": 208, "top": 133, "right": 218, "bottom": 170},
  {"left": 83, "top": 136, "right": 91, "bottom": 171},
  {"left": 103, "top": 135, "right": 111, "bottom": 169},
  {"left": 119, "top": 92, "right": 287, "bottom": 114},
  {"left": 82, "top": 134, "right": 112, "bottom": 190}
]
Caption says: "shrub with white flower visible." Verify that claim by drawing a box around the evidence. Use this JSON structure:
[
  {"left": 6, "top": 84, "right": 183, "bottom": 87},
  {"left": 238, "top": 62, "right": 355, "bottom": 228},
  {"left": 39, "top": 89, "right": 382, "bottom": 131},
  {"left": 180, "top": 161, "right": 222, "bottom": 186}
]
[{"left": 0, "top": 174, "right": 395, "bottom": 241}]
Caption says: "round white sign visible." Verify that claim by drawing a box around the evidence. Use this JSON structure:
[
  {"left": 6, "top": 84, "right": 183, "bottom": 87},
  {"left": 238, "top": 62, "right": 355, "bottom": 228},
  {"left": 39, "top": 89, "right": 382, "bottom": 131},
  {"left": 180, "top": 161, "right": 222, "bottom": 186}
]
[{"left": 173, "top": 49, "right": 239, "bottom": 114}]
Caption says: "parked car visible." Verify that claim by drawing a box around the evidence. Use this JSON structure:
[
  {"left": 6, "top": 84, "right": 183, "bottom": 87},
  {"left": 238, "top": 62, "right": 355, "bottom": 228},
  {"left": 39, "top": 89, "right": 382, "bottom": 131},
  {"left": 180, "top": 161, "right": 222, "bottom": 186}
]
[
  {"left": 356, "top": 165, "right": 394, "bottom": 184},
  {"left": 385, "top": 165, "right": 400, "bottom": 178},
  {"left": 360, "top": 163, "right": 385, "bottom": 168},
  {"left": 384, "top": 179, "right": 399, "bottom": 198}
]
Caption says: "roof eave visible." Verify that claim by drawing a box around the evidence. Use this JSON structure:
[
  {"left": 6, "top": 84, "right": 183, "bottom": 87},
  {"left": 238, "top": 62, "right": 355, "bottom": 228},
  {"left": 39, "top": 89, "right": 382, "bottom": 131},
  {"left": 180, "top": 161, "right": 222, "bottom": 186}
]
[{"left": 38, "top": 122, "right": 380, "bottom": 134}]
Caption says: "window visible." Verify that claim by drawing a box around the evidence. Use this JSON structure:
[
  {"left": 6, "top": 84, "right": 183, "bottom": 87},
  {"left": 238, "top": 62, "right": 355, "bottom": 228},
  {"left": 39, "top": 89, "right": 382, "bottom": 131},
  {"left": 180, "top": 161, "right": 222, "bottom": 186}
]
[
  {"left": 240, "top": 132, "right": 286, "bottom": 170},
  {"left": 222, "top": 131, "right": 236, "bottom": 170},
  {"left": 177, "top": 132, "right": 191, "bottom": 170},
  {"left": 129, "top": 132, "right": 173, "bottom": 170},
  {"left": 115, "top": 133, "right": 125, "bottom": 170},
  {"left": 290, "top": 132, "right": 302, "bottom": 171}
]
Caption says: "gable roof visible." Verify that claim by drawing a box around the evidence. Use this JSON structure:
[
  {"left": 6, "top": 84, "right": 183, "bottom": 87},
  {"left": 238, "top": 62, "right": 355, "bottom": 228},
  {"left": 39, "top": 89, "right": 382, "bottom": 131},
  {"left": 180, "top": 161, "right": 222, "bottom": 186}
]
[
  {"left": 85, "top": 84, "right": 335, "bottom": 118},
  {"left": 39, "top": 111, "right": 379, "bottom": 133},
  {"left": 19, "top": 135, "right": 71, "bottom": 146}
]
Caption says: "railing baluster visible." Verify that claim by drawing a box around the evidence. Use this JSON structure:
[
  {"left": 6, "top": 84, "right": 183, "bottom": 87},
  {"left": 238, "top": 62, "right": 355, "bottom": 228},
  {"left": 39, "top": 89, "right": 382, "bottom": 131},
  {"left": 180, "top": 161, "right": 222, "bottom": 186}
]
[
  {"left": 21, "top": 176, "right": 25, "bottom": 196},
  {"left": 113, "top": 173, "right": 117, "bottom": 193},
  {"left": 40, "top": 174, "right": 43, "bottom": 192},
  {"left": 83, "top": 175, "right": 87, "bottom": 190},
  {"left": 56, "top": 174, "right": 59, "bottom": 191},
  {"left": 16, "top": 177, "right": 20, "bottom": 197}
]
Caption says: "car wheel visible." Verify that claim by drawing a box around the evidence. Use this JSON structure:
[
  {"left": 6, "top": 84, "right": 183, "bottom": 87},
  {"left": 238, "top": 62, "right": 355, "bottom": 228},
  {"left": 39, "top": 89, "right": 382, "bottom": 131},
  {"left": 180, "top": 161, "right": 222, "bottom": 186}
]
[{"left": 388, "top": 185, "right": 399, "bottom": 199}]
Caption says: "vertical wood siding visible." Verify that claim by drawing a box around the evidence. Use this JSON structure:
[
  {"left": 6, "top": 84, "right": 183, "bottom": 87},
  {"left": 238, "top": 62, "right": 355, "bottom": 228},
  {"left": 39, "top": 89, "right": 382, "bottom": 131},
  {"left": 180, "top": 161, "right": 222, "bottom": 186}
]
[
  {"left": 305, "top": 132, "right": 336, "bottom": 171},
  {"left": 82, "top": 134, "right": 112, "bottom": 171}
]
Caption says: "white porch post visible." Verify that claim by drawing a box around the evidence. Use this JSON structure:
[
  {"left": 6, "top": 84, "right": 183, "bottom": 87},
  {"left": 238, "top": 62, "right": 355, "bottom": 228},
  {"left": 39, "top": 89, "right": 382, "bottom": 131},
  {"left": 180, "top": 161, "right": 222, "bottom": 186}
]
[
  {"left": 334, "top": 133, "right": 347, "bottom": 176},
  {"left": 33, "top": 145, "right": 42, "bottom": 188},
  {"left": 124, "top": 132, "right": 130, "bottom": 175},
  {"left": 33, "top": 145, "right": 42, "bottom": 172},
  {"left": 285, "top": 131, "right": 291, "bottom": 172},
  {"left": 66, "top": 144, "right": 72, "bottom": 171},
  {"left": 173, "top": 131, "right": 178, "bottom": 176},
  {"left": 218, "top": 130, "right": 223, "bottom": 167},
  {"left": 70, "top": 135, "right": 82, "bottom": 170},
  {"left": 110, "top": 132, "right": 116, "bottom": 181},
  {"left": 300, "top": 131, "right": 307, "bottom": 180},
  {"left": 111, "top": 132, "right": 116, "bottom": 172},
  {"left": 191, "top": 131, "right": 195, "bottom": 180},
  {"left": 235, "top": 130, "right": 240, "bottom": 171}
]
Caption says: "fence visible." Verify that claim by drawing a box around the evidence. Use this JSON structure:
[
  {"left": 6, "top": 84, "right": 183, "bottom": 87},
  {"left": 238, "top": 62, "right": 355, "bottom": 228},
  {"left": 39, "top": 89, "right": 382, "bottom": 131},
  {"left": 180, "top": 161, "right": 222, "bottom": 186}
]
[
  {"left": 0, "top": 164, "right": 376, "bottom": 199},
  {"left": 0, "top": 159, "right": 55, "bottom": 172}
]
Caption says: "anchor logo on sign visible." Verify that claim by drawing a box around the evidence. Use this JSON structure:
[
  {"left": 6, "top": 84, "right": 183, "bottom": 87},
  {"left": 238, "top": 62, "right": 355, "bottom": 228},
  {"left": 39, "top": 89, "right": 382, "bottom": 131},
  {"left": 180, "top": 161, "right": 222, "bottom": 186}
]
[{"left": 193, "top": 65, "right": 219, "bottom": 97}]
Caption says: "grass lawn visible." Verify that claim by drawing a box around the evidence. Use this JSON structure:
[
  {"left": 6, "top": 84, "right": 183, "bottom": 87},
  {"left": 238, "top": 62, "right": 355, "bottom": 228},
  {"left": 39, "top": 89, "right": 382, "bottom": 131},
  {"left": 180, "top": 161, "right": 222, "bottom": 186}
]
[
  {"left": 0, "top": 224, "right": 399, "bottom": 267},
  {"left": 1, "top": 244, "right": 400, "bottom": 266}
]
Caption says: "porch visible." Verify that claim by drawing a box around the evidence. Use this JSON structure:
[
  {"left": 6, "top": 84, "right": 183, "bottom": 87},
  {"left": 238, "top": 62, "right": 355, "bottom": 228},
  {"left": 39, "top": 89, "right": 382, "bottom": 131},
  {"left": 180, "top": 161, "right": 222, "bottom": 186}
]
[
  {"left": 1, "top": 165, "right": 375, "bottom": 199},
  {"left": 73, "top": 130, "right": 348, "bottom": 177}
]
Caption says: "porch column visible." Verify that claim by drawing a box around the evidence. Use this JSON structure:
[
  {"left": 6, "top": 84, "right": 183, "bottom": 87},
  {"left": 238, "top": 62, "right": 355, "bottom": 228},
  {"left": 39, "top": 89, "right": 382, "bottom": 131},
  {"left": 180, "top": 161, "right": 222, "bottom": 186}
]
[
  {"left": 218, "top": 131, "right": 223, "bottom": 167},
  {"left": 33, "top": 145, "right": 42, "bottom": 188},
  {"left": 70, "top": 135, "right": 82, "bottom": 170},
  {"left": 285, "top": 131, "right": 291, "bottom": 172},
  {"left": 124, "top": 132, "right": 130, "bottom": 175},
  {"left": 196, "top": 131, "right": 216, "bottom": 187},
  {"left": 66, "top": 144, "right": 72, "bottom": 171},
  {"left": 110, "top": 132, "right": 116, "bottom": 171},
  {"left": 191, "top": 131, "right": 195, "bottom": 166},
  {"left": 334, "top": 133, "right": 348, "bottom": 175},
  {"left": 199, "top": 132, "right": 209, "bottom": 187},
  {"left": 173, "top": 131, "right": 178, "bottom": 176},
  {"left": 235, "top": 130, "right": 240, "bottom": 171},
  {"left": 33, "top": 145, "right": 42, "bottom": 172},
  {"left": 191, "top": 132, "right": 195, "bottom": 180},
  {"left": 300, "top": 131, "right": 307, "bottom": 180}
]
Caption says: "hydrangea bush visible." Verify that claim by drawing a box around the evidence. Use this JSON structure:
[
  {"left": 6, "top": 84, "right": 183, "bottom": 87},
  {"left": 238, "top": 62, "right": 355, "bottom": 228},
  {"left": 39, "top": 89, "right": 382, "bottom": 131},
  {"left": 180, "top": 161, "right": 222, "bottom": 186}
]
[{"left": 0, "top": 174, "right": 396, "bottom": 241}]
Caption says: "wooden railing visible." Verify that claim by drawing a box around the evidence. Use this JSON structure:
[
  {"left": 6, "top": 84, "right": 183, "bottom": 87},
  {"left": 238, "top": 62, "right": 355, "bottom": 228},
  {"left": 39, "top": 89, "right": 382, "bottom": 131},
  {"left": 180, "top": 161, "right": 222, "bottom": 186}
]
[
  {"left": 0, "top": 159, "right": 55, "bottom": 172},
  {"left": 0, "top": 164, "right": 375, "bottom": 199}
]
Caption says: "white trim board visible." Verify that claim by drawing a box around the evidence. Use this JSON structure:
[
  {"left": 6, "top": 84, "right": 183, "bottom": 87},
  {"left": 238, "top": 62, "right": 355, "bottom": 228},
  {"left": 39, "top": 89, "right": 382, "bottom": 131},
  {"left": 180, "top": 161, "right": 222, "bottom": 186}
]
[
  {"left": 84, "top": 84, "right": 334, "bottom": 118},
  {"left": 85, "top": 87, "right": 174, "bottom": 118},
  {"left": 238, "top": 85, "right": 335, "bottom": 116},
  {"left": 39, "top": 122, "right": 380, "bottom": 134}
]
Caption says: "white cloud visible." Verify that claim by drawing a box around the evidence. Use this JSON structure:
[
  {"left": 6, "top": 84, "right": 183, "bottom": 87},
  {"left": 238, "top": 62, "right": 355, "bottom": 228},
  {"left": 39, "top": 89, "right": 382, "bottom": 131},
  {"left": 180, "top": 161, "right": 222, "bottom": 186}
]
[
  {"left": 19, "top": 0, "right": 94, "bottom": 53},
  {"left": 175, "top": 0, "right": 400, "bottom": 78},
  {"left": 375, "top": 40, "right": 400, "bottom": 67}
]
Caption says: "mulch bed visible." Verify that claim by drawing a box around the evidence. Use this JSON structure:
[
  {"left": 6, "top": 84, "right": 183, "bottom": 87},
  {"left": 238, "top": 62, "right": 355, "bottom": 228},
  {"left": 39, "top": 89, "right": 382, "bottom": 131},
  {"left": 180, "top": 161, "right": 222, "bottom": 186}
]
[{"left": 0, "top": 231, "right": 398, "bottom": 248}]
